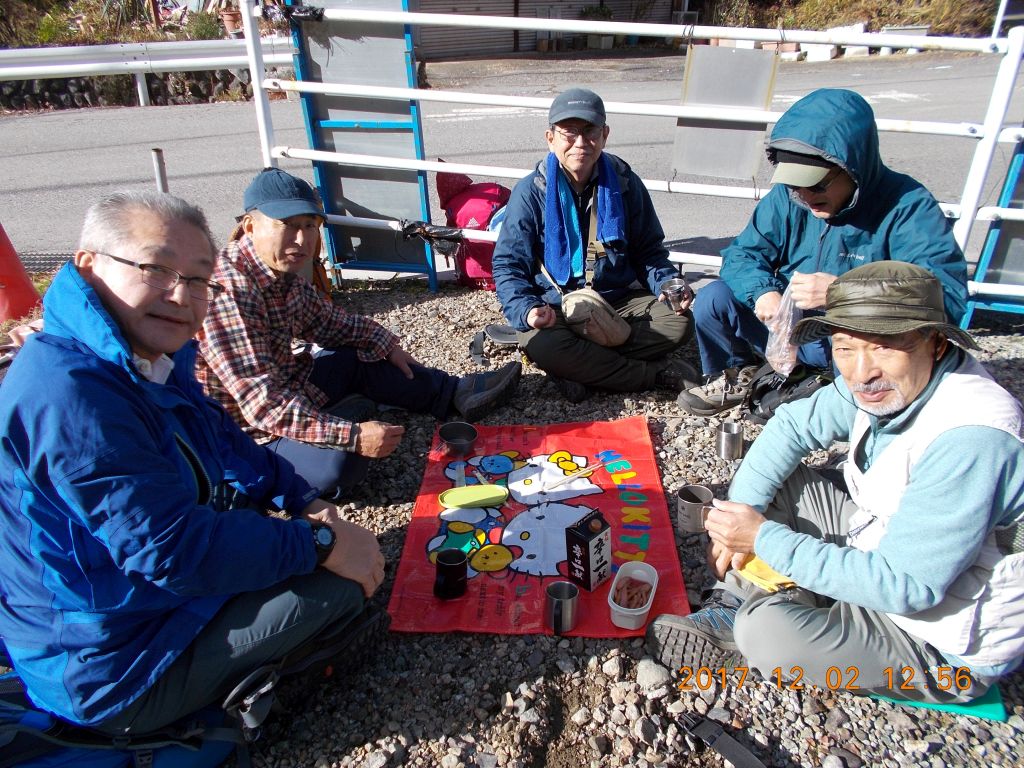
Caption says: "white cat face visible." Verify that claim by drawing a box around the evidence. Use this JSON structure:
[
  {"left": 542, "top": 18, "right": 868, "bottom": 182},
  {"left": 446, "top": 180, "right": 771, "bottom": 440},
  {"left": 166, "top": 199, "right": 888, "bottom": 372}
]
[
  {"left": 501, "top": 501, "right": 594, "bottom": 577},
  {"left": 506, "top": 451, "right": 603, "bottom": 505}
]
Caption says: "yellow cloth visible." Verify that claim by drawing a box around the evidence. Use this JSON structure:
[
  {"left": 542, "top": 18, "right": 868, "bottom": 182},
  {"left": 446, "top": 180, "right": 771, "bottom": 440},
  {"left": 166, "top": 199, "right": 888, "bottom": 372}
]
[{"left": 735, "top": 556, "right": 796, "bottom": 593}]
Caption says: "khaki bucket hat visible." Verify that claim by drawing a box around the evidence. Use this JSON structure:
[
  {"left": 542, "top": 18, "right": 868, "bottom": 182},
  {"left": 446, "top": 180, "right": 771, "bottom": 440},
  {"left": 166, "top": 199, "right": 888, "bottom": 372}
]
[{"left": 790, "top": 261, "right": 978, "bottom": 350}]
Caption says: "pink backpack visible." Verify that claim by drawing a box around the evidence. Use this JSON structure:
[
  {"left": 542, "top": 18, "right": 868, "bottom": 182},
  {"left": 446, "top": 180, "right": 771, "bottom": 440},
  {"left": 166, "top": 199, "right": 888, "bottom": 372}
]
[{"left": 437, "top": 169, "right": 510, "bottom": 290}]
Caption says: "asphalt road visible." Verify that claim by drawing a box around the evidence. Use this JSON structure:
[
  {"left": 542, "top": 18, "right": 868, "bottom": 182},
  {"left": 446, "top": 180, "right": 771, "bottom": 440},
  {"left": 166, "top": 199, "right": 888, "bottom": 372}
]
[{"left": 2, "top": 48, "right": 1023, "bottom": 265}]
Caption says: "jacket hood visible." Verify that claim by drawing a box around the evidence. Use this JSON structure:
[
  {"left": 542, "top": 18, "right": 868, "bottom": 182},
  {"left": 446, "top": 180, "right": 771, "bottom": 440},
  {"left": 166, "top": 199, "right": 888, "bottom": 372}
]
[
  {"left": 40, "top": 262, "right": 197, "bottom": 385},
  {"left": 768, "top": 89, "right": 882, "bottom": 210}
]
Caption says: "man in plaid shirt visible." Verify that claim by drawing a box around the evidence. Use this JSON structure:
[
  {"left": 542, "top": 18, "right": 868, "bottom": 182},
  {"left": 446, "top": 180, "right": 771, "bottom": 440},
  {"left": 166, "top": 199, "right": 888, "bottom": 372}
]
[{"left": 196, "top": 168, "right": 521, "bottom": 499}]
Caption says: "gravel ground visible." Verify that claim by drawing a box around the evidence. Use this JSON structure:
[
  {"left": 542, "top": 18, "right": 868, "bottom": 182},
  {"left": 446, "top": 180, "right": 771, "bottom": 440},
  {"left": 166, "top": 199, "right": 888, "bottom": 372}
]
[{"left": 250, "top": 281, "right": 1024, "bottom": 768}]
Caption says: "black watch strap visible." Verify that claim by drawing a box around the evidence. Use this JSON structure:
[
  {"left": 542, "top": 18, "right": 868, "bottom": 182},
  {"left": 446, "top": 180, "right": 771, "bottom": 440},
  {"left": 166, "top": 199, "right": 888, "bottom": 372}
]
[{"left": 310, "top": 523, "right": 336, "bottom": 566}]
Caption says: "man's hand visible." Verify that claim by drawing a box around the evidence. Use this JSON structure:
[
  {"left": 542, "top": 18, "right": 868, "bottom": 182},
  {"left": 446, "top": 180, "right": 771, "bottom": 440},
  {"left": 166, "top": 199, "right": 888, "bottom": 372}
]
[
  {"left": 705, "top": 498, "right": 766, "bottom": 556},
  {"left": 304, "top": 503, "right": 385, "bottom": 598},
  {"left": 754, "top": 291, "right": 783, "bottom": 324},
  {"left": 707, "top": 538, "right": 737, "bottom": 580},
  {"left": 788, "top": 271, "right": 837, "bottom": 310},
  {"left": 353, "top": 421, "right": 405, "bottom": 458},
  {"left": 657, "top": 286, "right": 694, "bottom": 314},
  {"left": 386, "top": 346, "right": 419, "bottom": 379},
  {"left": 527, "top": 305, "right": 556, "bottom": 329}
]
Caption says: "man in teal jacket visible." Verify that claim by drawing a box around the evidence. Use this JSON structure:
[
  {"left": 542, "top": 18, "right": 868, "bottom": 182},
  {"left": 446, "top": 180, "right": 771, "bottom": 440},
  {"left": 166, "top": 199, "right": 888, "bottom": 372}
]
[
  {"left": 649, "top": 262, "right": 1024, "bottom": 704},
  {"left": 678, "top": 89, "right": 968, "bottom": 416},
  {"left": 0, "top": 192, "right": 386, "bottom": 733}
]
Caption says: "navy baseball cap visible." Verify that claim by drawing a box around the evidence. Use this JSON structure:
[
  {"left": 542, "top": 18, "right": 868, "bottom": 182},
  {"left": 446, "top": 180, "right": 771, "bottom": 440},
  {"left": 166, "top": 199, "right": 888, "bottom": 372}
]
[
  {"left": 243, "top": 168, "right": 324, "bottom": 220},
  {"left": 548, "top": 88, "right": 606, "bottom": 127}
]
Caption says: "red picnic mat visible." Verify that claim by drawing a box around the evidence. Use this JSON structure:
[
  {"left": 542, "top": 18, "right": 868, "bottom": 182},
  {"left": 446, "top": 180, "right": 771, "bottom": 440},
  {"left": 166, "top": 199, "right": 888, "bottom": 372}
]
[{"left": 387, "top": 416, "right": 689, "bottom": 636}]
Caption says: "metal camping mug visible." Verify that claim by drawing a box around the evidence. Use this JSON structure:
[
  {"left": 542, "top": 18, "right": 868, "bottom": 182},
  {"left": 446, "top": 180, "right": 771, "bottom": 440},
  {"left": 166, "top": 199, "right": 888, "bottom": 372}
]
[
  {"left": 676, "top": 484, "right": 714, "bottom": 533},
  {"left": 433, "top": 548, "right": 468, "bottom": 600},
  {"left": 545, "top": 580, "right": 580, "bottom": 635},
  {"left": 660, "top": 277, "right": 689, "bottom": 312},
  {"left": 716, "top": 421, "right": 744, "bottom": 460}
]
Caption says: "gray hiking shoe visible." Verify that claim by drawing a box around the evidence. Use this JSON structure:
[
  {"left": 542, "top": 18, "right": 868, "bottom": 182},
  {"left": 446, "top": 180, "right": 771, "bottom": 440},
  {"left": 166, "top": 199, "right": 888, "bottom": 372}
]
[
  {"left": 676, "top": 365, "right": 759, "bottom": 416},
  {"left": 453, "top": 361, "right": 522, "bottom": 421},
  {"left": 654, "top": 359, "right": 700, "bottom": 392},
  {"left": 646, "top": 589, "right": 744, "bottom": 671}
]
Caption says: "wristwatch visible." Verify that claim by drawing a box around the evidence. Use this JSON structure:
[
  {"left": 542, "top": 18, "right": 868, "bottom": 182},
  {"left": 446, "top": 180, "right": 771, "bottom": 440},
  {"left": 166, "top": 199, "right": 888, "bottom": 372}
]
[{"left": 310, "top": 523, "right": 336, "bottom": 566}]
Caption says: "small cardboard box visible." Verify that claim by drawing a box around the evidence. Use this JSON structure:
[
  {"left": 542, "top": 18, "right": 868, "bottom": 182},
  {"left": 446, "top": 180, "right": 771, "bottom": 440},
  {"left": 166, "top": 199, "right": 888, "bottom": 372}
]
[{"left": 565, "top": 509, "right": 612, "bottom": 591}]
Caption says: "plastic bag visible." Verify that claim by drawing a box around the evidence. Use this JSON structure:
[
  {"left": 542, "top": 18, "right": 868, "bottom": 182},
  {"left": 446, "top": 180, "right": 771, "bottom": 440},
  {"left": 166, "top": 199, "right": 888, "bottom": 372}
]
[{"left": 764, "top": 283, "right": 801, "bottom": 376}]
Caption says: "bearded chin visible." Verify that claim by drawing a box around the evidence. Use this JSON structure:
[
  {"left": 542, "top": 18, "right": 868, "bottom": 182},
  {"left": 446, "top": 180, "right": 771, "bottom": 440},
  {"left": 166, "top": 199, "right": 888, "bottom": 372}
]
[{"left": 854, "top": 389, "right": 907, "bottom": 417}]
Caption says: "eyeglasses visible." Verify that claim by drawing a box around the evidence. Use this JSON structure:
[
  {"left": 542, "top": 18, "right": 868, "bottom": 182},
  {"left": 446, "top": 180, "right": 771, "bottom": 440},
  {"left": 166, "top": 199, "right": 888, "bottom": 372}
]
[
  {"left": 95, "top": 251, "right": 225, "bottom": 301},
  {"left": 788, "top": 167, "right": 843, "bottom": 194},
  {"left": 551, "top": 124, "right": 604, "bottom": 143}
]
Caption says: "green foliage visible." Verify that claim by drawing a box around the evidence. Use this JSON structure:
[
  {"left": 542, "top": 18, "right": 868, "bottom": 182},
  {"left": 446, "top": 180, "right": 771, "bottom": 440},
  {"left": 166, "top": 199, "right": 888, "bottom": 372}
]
[
  {"left": 580, "top": 3, "right": 613, "bottom": 21},
  {"left": 182, "top": 10, "right": 223, "bottom": 41}
]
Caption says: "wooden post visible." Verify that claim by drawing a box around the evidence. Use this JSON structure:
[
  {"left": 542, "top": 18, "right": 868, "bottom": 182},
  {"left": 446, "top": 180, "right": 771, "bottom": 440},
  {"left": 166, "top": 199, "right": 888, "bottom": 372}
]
[{"left": 148, "top": 0, "right": 161, "bottom": 30}]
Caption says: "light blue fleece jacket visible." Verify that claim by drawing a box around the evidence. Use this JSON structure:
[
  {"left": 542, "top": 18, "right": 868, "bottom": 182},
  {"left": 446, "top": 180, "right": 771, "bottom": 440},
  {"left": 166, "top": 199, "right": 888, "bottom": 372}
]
[{"left": 732, "top": 349, "right": 1024, "bottom": 673}]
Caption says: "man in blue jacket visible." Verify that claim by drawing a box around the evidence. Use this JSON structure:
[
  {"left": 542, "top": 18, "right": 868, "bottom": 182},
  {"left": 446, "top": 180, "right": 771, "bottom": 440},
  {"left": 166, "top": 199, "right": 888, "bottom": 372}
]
[
  {"left": 678, "top": 88, "right": 968, "bottom": 416},
  {"left": 492, "top": 87, "right": 696, "bottom": 403},
  {"left": 0, "top": 192, "right": 385, "bottom": 734},
  {"left": 649, "top": 262, "right": 1024, "bottom": 703}
]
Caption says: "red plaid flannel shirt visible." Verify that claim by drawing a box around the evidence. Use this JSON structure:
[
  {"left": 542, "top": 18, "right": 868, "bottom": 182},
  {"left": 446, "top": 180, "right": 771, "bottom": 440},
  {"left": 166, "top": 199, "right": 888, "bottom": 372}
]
[{"left": 195, "top": 237, "right": 399, "bottom": 447}]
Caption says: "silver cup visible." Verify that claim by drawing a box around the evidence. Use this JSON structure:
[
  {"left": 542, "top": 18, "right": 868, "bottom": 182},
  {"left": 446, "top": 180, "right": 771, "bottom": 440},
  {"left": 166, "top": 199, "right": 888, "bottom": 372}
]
[
  {"left": 676, "top": 484, "right": 714, "bottom": 533},
  {"left": 660, "top": 277, "right": 690, "bottom": 312},
  {"left": 716, "top": 421, "right": 744, "bottom": 460},
  {"left": 545, "top": 580, "right": 580, "bottom": 635}
]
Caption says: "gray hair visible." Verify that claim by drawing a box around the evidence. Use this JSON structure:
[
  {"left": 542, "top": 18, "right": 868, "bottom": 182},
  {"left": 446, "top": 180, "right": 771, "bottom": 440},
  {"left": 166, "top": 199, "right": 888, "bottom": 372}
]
[{"left": 78, "top": 191, "right": 217, "bottom": 256}]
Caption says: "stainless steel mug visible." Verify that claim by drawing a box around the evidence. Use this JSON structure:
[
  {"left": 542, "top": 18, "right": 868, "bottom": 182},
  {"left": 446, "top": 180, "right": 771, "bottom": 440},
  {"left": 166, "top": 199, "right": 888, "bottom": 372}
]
[
  {"left": 676, "top": 484, "right": 714, "bottom": 533},
  {"left": 545, "top": 580, "right": 580, "bottom": 635},
  {"left": 660, "top": 277, "right": 689, "bottom": 312},
  {"left": 433, "top": 548, "right": 468, "bottom": 600},
  {"left": 716, "top": 421, "right": 744, "bottom": 460}
]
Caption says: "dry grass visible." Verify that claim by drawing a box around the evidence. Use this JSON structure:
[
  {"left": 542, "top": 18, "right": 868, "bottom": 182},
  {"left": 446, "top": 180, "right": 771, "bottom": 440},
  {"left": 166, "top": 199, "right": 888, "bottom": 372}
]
[{"left": 704, "top": 0, "right": 994, "bottom": 36}]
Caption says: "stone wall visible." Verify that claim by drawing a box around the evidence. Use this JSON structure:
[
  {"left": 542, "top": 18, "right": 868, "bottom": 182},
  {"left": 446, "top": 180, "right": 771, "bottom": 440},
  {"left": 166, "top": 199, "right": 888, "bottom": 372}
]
[{"left": 0, "top": 68, "right": 292, "bottom": 111}]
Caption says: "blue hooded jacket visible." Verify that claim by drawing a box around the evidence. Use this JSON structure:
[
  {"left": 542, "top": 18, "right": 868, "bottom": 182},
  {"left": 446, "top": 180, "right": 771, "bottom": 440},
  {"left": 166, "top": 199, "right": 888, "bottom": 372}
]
[
  {"left": 0, "top": 264, "right": 319, "bottom": 726},
  {"left": 721, "top": 89, "right": 968, "bottom": 321},
  {"left": 493, "top": 152, "right": 678, "bottom": 331}
]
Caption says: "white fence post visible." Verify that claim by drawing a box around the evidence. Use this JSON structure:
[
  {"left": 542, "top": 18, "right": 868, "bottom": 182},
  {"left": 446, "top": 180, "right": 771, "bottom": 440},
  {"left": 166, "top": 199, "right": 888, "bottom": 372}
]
[
  {"left": 953, "top": 25, "right": 1024, "bottom": 249},
  {"left": 134, "top": 73, "right": 150, "bottom": 106},
  {"left": 241, "top": 0, "right": 277, "bottom": 169}
]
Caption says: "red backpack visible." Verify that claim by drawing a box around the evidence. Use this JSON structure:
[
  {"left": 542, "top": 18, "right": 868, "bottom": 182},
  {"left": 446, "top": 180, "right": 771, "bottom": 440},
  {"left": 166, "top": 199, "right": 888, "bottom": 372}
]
[{"left": 436, "top": 168, "right": 510, "bottom": 290}]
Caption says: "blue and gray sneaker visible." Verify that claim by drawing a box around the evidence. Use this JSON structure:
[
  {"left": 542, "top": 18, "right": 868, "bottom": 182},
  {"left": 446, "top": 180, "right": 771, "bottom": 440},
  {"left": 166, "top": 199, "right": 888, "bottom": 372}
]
[{"left": 646, "top": 589, "right": 744, "bottom": 671}]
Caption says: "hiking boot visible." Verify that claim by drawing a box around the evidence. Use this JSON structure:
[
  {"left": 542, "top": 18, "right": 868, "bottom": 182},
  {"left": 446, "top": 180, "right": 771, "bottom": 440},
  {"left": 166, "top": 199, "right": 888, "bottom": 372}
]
[
  {"left": 676, "top": 365, "right": 759, "bottom": 416},
  {"left": 453, "top": 361, "right": 522, "bottom": 422},
  {"left": 654, "top": 359, "right": 700, "bottom": 392},
  {"left": 646, "top": 589, "right": 744, "bottom": 671},
  {"left": 549, "top": 375, "right": 590, "bottom": 404}
]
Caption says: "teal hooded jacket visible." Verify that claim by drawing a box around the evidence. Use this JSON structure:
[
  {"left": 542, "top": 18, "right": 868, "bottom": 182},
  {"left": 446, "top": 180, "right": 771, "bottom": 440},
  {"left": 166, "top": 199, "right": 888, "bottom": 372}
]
[{"left": 720, "top": 88, "right": 968, "bottom": 322}]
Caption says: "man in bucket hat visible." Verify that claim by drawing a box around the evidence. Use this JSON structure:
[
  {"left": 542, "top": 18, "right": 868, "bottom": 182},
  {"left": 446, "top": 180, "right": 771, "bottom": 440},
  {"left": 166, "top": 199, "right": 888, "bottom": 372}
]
[
  {"left": 196, "top": 168, "right": 521, "bottom": 500},
  {"left": 649, "top": 261, "right": 1024, "bottom": 703}
]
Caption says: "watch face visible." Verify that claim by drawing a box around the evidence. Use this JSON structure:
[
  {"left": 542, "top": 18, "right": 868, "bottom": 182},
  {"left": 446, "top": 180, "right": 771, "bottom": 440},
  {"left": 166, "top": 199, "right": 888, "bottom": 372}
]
[{"left": 314, "top": 526, "right": 335, "bottom": 548}]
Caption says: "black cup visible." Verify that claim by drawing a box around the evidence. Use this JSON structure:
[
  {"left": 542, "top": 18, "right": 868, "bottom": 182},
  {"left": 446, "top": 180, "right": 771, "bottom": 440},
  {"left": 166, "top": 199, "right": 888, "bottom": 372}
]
[{"left": 433, "top": 548, "right": 468, "bottom": 600}]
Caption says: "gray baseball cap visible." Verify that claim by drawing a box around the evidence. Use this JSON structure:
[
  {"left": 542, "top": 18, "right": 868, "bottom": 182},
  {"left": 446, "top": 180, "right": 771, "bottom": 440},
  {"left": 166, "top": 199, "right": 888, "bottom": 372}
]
[{"left": 548, "top": 88, "right": 606, "bottom": 127}]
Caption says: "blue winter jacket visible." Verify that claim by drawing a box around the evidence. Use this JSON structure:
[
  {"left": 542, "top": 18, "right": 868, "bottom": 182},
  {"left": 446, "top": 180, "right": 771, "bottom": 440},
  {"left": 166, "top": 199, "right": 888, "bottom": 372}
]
[
  {"left": 721, "top": 89, "right": 968, "bottom": 322},
  {"left": 0, "top": 264, "right": 320, "bottom": 726},
  {"left": 493, "top": 152, "right": 678, "bottom": 331}
]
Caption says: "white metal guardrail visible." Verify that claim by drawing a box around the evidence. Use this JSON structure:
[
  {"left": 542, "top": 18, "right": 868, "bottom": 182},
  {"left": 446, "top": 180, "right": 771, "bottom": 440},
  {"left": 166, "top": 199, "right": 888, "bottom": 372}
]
[
  {"left": 0, "top": 36, "right": 294, "bottom": 106},
  {"left": 243, "top": 3, "right": 1024, "bottom": 302}
]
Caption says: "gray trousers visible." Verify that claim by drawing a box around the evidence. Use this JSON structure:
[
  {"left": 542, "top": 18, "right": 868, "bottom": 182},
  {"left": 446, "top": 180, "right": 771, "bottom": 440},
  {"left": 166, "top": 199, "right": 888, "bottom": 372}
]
[
  {"left": 97, "top": 570, "right": 365, "bottom": 734},
  {"left": 518, "top": 290, "right": 692, "bottom": 391},
  {"left": 724, "top": 464, "right": 986, "bottom": 704}
]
